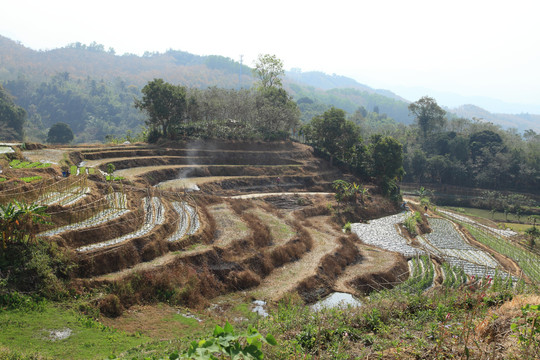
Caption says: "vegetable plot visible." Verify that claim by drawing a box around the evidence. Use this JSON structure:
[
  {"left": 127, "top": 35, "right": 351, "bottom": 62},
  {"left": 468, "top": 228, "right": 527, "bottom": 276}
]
[
  {"left": 40, "top": 192, "right": 128, "bottom": 237},
  {"left": 351, "top": 213, "right": 424, "bottom": 257},
  {"left": 77, "top": 196, "right": 164, "bottom": 252},
  {"left": 166, "top": 201, "right": 200, "bottom": 242},
  {"left": 439, "top": 209, "right": 517, "bottom": 238},
  {"left": 424, "top": 218, "right": 508, "bottom": 278}
]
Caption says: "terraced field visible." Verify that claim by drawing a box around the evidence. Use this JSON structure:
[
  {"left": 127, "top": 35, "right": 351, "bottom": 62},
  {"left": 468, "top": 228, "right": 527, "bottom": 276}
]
[{"left": 2, "top": 140, "right": 537, "bottom": 309}]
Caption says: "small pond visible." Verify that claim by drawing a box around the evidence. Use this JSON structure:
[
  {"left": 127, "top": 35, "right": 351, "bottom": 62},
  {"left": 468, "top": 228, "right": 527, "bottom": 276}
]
[{"left": 311, "top": 292, "right": 362, "bottom": 311}]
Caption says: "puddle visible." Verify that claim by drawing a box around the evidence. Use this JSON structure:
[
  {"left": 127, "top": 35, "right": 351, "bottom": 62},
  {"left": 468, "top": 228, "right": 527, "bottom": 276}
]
[
  {"left": 311, "top": 292, "right": 362, "bottom": 311},
  {"left": 47, "top": 328, "right": 72, "bottom": 341},
  {"left": 0, "top": 146, "right": 14, "bottom": 154},
  {"left": 252, "top": 300, "right": 268, "bottom": 317},
  {"left": 177, "top": 310, "right": 203, "bottom": 322}
]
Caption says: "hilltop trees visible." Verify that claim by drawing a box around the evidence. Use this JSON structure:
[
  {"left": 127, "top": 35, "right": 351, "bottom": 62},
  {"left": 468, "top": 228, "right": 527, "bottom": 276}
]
[
  {"left": 135, "top": 56, "right": 300, "bottom": 141},
  {"left": 134, "top": 79, "right": 187, "bottom": 139},
  {"left": 253, "top": 54, "right": 285, "bottom": 89},
  {"left": 303, "top": 107, "right": 361, "bottom": 164},
  {"left": 253, "top": 54, "right": 300, "bottom": 139},
  {"left": 303, "top": 107, "right": 403, "bottom": 200},
  {"left": 408, "top": 96, "right": 446, "bottom": 138}
]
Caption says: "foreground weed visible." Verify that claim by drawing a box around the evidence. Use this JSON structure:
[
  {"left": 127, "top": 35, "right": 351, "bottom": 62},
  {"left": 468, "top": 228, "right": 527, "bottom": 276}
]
[
  {"left": 180, "top": 321, "right": 276, "bottom": 360},
  {"left": 511, "top": 304, "right": 540, "bottom": 359}
]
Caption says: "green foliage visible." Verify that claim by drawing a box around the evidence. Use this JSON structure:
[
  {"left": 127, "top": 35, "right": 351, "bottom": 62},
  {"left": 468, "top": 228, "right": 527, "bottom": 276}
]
[
  {"left": 0, "top": 200, "right": 49, "bottom": 248},
  {"left": 303, "top": 107, "right": 361, "bottom": 163},
  {"left": 46, "top": 122, "right": 74, "bottom": 144},
  {"left": 511, "top": 304, "right": 540, "bottom": 358},
  {"left": 181, "top": 322, "right": 276, "bottom": 359},
  {"left": 408, "top": 96, "right": 446, "bottom": 138},
  {"left": 332, "top": 180, "right": 367, "bottom": 209},
  {"left": 368, "top": 134, "right": 405, "bottom": 183},
  {"left": 106, "top": 163, "right": 116, "bottom": 175},
  {"left": 19, "top": 176, "right": 42, "bottom": 183},
  {"left": 404, "top": 212, "right": 422, "bottom": 236},
  {"left": 105, "top": 175, "right": 124, "bottom": 181},
  {"left": 0, "top": 84, "right": 26, "bottom": 141},
  {"left": 7, "top": 160, "right": 49, "bottom": 169},
  {"left": 135, "top": 78, "right": 188, "bottom": 139},
  {"left": 253, "top": 54, "right": 285, "bottom": 90}
]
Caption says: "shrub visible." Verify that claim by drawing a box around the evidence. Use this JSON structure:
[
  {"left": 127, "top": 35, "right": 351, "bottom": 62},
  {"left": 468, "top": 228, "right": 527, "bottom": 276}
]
[{"left": 99, "top": 294, "right": 123, "bottom": 317}]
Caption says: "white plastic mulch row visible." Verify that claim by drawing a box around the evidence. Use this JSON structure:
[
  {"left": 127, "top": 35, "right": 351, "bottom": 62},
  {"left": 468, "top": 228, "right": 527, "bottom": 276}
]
[
  {"left": 351, "top": 212, "right": 425, "bottom": 257},
  {"left": 166, "top": 201, "right": 200, "bottom": 242},
  {"left": 439, "top": 209, "right": 517, "bottom": 237},
  {"left": 77, "top": 196, "right": 164, "bottom": 252},
  {"left": 39, "top": 187, "right": 91, "bottom": 207},
  {"left": 185, "top": 203, "right": 200, "bottom": 235},
  {"left": 166, "top": 202, "right": 190, "bottom": 242},
  {"left": 424, "top": 218, "right": 511, "bottom": 278},
  {"left": 39, "top": 193, "right": 128, "bottom": 237}
]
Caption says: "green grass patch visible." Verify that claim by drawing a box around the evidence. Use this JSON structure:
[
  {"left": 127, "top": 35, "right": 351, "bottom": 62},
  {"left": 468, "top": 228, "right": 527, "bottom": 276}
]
[
  {"left": 0, "top": 177, "right": 6, "bottom": 183},
  {"left": 19, "top": 176, "right": 42, "bottom": 183},
  {"left": 9, "top": 160, "right": 51, "bottom": 169},
  {"left": 462, "top": 223, "right": 540, "bottom": 280},
  {"left": 503, "top": 222, "right": 532, "bottom": 232},
  {"left": 106, "top": 175, "right": 125, "bottom": 181},
  {"left": 0, "top": 303, "right": 153, "bottom": 359},
  {"left": 446, "top": 206, "right": 523, "bottom": 223}
]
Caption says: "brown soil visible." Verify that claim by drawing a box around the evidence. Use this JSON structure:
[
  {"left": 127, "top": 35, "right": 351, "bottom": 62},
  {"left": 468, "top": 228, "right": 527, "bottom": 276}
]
[{"left": 6, "top": 140, "right": 529, "bottom": 315}]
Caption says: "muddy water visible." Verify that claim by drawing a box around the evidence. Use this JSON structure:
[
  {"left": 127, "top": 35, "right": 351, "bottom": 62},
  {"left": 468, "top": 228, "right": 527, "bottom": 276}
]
[{"left": 311, "top": 292, "right": 362, "bottom": 311}]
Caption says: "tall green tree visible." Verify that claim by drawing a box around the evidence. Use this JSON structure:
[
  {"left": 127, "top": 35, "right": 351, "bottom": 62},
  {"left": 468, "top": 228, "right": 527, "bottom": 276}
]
[
  {"left": 408, "top": 96, "right": 446, "bottom": 138},
  {"left": 0, "top": 84, "right": 26, "bottom": 140},
  {"left": 369, "top": 134, "right": 405, "bottom": 184},
  {"left": 134, "top": 79, "right": 187, "bottom": 139},
  {"left": 255, "top": 87, "right": 300, "bottom": 139},
  {"left": 304, "top": 107, "right": 361, "bottom": 162},
  {"left": 253, "top": 54, "right": 285, "bottom": 89}
]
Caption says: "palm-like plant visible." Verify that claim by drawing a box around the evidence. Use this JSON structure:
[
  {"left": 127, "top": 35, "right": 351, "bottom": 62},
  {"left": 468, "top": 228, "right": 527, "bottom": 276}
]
[{"left": 0, "top": 200, "right": 49, "bottom": 248}]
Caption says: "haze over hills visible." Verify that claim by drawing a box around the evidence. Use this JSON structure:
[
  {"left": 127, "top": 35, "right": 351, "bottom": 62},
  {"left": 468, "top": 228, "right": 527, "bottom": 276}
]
[{"left": 0, "top": 34, "right": 538, "bottom": 134}]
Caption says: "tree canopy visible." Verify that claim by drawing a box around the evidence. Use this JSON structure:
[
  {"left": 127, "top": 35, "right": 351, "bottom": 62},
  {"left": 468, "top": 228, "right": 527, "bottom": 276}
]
[
  {"left": 47, "top": 122, "right": 74, "bottom": 144},
  {"left": 134, "top": 79, "right": 187, "bottom": 139},
  {"left": 408, "top": 96, "right": 446, "bottom": 138},
  {"left": 253, "top": 54, "right": 285, "bottom": 89}
]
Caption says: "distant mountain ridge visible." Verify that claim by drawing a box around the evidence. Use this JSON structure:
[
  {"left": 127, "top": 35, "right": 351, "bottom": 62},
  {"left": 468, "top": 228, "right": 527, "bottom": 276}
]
[
  {"left": 450, "top": 104, "right": 540, "bottom": 132},
  {"left": 0, "top": 35, "right": 538, "bottom": 132}
]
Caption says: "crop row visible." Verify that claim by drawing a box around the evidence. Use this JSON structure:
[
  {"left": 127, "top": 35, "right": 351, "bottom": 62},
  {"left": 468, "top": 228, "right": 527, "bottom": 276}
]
[
  {"left": 461, "top": 223, "right": 540, "bottom": 281},
  {"left": 441, "top": 262, "right": 468, "bottom": 288},
  {"left": 77, "top": 196, "right": 164, "bottom": 252},
  {"left": 39, "top": 192, "right": 128, "bottom": 237},
  {"left": 351, "top": 213, "right": 424, "bottom": 257},
  {"left": 424, "top": 218, "right": 511, "bottom": 278},
  {"left": 166, "top": 202, "right": 200, "bottom": 242},
  {"left": 400, "top": 256, "right": 434, "bottom": 292},
  {"left": 439, "top": 209, "right": 517, "bottom": 238},
  {"left": 9, "top": 159, "right": 51, "bottom": 169}
]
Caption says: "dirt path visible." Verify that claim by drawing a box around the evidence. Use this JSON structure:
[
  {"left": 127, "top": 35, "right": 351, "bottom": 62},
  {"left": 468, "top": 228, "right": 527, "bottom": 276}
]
[
  {"left": 333, "top": 244, "right": 404, "bottom": 295},
  {"left": 251, "top": 216, "right": 342, "bottom": 301},
  {"left": 231, "top": 192, "right": 333, "bottom": 199}
]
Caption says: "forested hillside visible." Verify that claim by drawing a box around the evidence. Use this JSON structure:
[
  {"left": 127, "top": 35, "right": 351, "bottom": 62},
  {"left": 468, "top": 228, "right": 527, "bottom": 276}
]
[
  {"left": 1, "top": 35, "right": 538, "bottom": 145},
  {"left": 0, "top": 35, "right": 413, "bottom": 142}
]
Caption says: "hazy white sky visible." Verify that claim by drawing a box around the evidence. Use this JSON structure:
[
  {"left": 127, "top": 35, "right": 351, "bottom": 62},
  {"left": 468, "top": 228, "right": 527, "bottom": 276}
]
[{"left": 1, "top": 0, "right": 539, "bottom": 110}]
